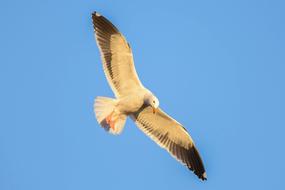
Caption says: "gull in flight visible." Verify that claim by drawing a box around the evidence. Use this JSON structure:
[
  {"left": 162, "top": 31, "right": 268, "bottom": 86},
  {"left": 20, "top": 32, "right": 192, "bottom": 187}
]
[{"left": 92, "top": 12, "right": 207, "bottom": 180}]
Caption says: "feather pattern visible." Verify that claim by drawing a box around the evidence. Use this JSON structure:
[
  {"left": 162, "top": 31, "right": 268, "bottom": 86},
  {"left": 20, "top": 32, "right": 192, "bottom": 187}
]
[
  {"left": 92, "top": 12, "right": 143, "bottom": 98},
  {"left": 131, "top": 106, "right": 207, "bottom": 180},
  {"left": 92, "top": 12, "right": 207, "bottom": 181}
]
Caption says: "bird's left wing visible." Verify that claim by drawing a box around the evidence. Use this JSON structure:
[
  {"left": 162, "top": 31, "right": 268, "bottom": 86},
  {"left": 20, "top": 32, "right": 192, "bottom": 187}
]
[
  {"left": 130, "top": 106, "right": 207, "bottom": 180},
  {"left": 92, "top": 12, "right": 144, "bottom": 98}
]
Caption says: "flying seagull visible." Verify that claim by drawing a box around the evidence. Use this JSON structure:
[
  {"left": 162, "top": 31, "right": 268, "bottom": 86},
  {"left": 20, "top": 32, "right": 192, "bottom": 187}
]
[{"left": 92, "top": 12, "right": 207, "bottom": 180}]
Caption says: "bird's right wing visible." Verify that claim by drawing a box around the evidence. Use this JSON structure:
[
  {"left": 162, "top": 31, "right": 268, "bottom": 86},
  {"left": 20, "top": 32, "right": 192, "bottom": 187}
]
[
  {"left": 92, "top": 12, "right": 144, "bottom": 98},
  {"left": 131, "top": 106, "right": 207, "bottom": 180}
]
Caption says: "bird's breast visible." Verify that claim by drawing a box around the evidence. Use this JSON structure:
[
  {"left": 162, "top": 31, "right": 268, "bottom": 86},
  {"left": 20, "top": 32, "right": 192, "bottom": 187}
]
[{"left": 117, "top": 93, "right": 145, "bottom": 114}]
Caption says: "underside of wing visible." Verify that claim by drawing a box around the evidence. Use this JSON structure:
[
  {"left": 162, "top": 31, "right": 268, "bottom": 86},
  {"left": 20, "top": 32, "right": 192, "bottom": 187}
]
[
  {"left": 92, "top": 12, "right": 143, "bottom": 97},
  {"left": 131, "top": 106, "right": 207, "bottom": 180}
]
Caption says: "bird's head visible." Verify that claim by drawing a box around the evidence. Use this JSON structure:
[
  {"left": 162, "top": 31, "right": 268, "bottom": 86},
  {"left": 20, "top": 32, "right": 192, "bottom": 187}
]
[{"left": 144, "top": 93, "right": 159, "bottom": 114}]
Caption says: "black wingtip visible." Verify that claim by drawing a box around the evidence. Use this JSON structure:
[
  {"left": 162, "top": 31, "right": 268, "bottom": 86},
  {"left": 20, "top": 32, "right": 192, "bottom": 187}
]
[
  {"left": 92, "top": 11, "right": 101, "bottom": 17},
  {"left": 91, "top": 11, "right": 102, "bottom": 24},
  {"left": 91, "top": 11, "right": 119, "bottom": 34},
  {"left": 187, "top": 145, "right": 207, "bottom": 181},
  {"left": 200, "top": 172, "right": 207, "bottom": 181}
]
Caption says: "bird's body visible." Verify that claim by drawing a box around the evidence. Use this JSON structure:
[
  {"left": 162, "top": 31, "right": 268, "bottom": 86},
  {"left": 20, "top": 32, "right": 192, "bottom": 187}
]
[
  {"left": 92, "top": 12, "right": 207, "bottom": 181},
  {"left": 116, "top": 89, "right": 146, "bottom": 114}
]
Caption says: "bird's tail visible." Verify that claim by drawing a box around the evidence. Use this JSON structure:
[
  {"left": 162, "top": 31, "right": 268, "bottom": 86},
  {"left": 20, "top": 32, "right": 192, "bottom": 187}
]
[{"left": 94, "top": 96, "right": 127, "bottom": 135}]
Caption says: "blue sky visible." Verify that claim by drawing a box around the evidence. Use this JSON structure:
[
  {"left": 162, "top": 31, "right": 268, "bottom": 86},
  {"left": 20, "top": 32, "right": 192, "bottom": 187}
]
[{"left": 0, "top": 0, "right": 285, "bottom": 189}]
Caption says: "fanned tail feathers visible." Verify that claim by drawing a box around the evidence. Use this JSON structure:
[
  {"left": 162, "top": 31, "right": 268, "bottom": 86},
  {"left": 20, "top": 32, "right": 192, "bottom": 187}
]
[{"left": 94, "top": 96, "right": 126, "bottom": 135}]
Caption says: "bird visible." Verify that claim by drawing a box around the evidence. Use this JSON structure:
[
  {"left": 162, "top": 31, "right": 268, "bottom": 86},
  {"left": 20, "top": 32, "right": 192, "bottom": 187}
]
[{"left": 91, "top": 12, "right": 207, "bottom": 181}]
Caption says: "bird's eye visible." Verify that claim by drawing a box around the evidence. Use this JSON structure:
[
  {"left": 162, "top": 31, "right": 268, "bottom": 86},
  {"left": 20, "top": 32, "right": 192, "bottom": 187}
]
[{"left": 153, "top": 100, "right": 155, "bottom": 103}]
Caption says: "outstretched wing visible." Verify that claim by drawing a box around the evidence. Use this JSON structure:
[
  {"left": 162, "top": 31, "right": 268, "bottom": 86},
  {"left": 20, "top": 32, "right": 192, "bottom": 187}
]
[
  {"left": 92, "top": 12, "right": 144, "bottom": 98},
  {"left": 131, "top": 106, "right": 207, "bottom": 180}
]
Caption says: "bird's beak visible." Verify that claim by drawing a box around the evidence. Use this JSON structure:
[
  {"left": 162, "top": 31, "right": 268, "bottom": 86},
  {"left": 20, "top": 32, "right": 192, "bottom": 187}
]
[{"left": 152, "top": 107, "right": 157, "bottom": 114}]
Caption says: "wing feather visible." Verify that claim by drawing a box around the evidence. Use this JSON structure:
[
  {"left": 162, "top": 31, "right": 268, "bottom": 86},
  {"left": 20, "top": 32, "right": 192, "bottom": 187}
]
[
  {"left": 131, "top": 106, "right": 207, "bottom": 180},
  {"left": 92, "top": 12, "right": 143, "bottom": 97}
]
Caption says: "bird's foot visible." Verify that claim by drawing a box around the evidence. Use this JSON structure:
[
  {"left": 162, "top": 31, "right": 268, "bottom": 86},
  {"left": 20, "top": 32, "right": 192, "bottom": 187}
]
[
  {"left": 105, "top": 112, "right": 117, "bottom": 130},
  {"left": 109, "top": 120, "right": 116, "bottom": 130},
  {"left": 106, "top": 112, "right": 113, "bottom": 125}
]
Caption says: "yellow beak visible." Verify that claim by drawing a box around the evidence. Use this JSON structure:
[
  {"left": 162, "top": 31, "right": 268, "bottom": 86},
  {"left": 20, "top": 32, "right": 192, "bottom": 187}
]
[{"left": 152, "top": 107, "right": 157, "bottom": 114}]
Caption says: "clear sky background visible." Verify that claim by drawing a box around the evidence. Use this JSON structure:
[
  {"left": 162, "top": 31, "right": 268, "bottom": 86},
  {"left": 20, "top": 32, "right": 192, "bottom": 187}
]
[{"left": 0, "top": 0, "right": 284, "bottom": 189}]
